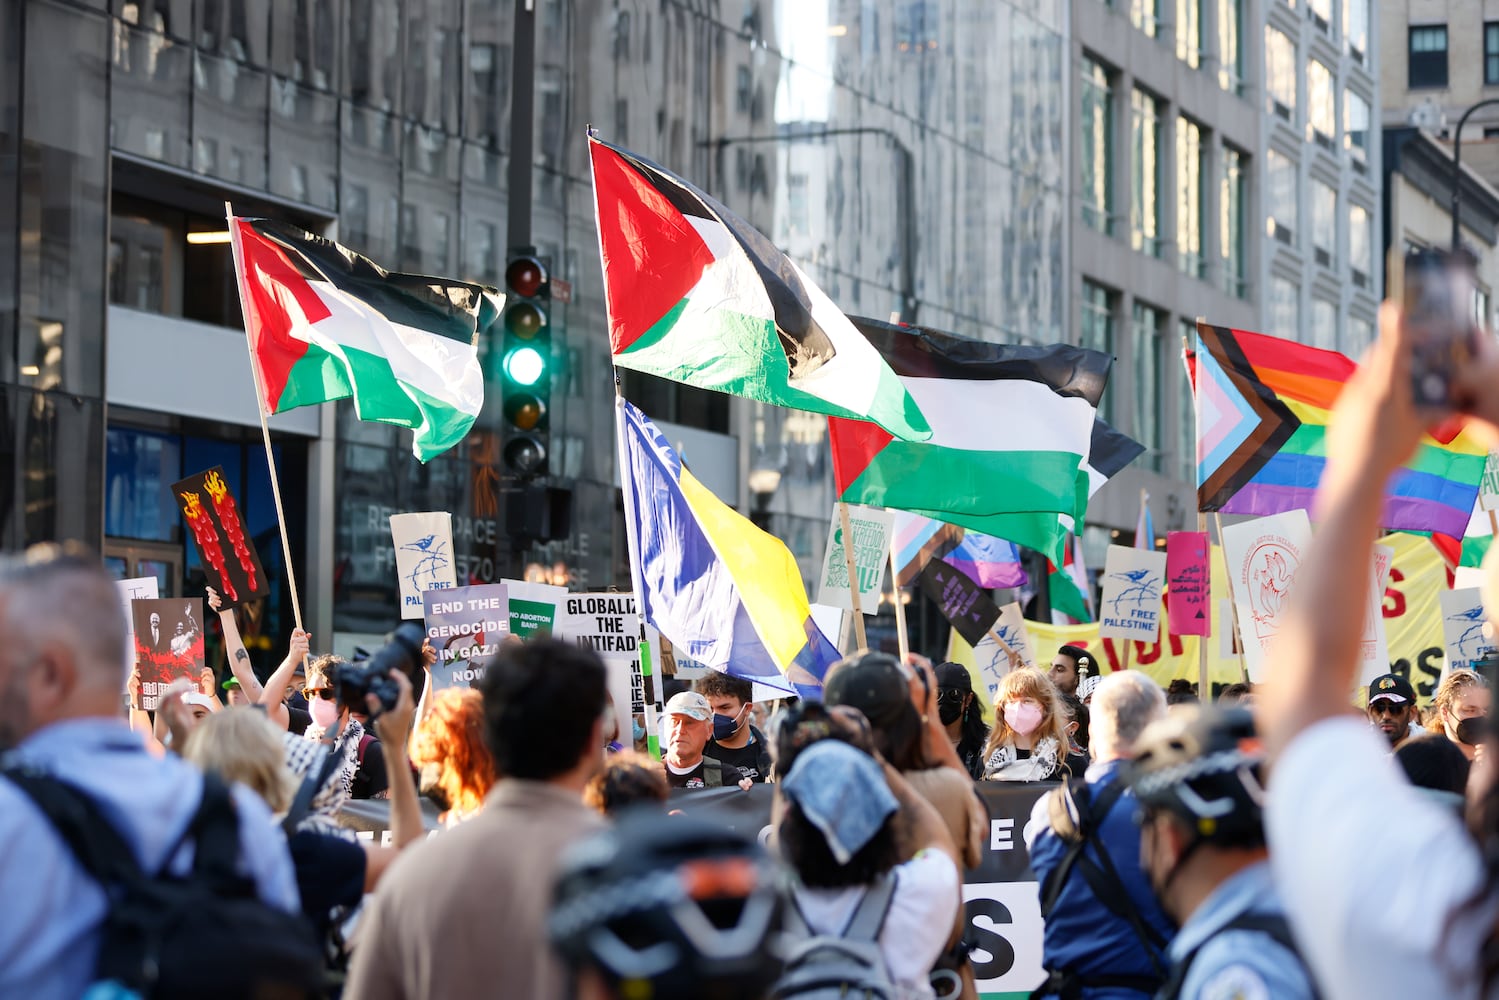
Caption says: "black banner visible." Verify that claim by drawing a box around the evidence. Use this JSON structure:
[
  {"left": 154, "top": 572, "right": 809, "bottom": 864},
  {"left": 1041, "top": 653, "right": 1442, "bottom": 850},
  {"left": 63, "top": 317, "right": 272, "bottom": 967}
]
[{"left": 920, "top": 557, "right": 1002, "bottom": 647}]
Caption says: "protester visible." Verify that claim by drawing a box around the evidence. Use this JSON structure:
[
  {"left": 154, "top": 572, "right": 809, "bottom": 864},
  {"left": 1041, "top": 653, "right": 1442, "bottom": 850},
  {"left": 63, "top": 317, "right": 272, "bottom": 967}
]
[
  {"left": 777, "top": 739, "right": 962, "bottom": 1000},
  {"left": 1165, "top": 679, "right": 1199, "bottom": 706},
  {"left": 583, "top": 750, "right": 671, "bottom": 816},
  {"left": 1394, "top": 733, "right": 1470, "bottom": 812},
  {"left": 769, "top": 699, "right": 879, "bottom": 779},
  {"left": 662, "top": 690, "right": 752, "bottom": 789},
  {"left": 268, "top": 653, "right": 391, "bottom": 803},
  {"left": 1024, "top": 671, "right": 1173, "bottom": 999},
  {"left": 982, "top": 667, "right": 1069, "bottom": 781},
  {"left": 1257, "top": 301, "right": 1499, "bottom": 999},
  {"left": 551, "top": 811, "right": 786, "bottom": 1000},
  {"left": 1426, "top": 667, "right": 1490, "bottom": 762},
  {"left": 408, "top": 686, "right": 496, "bottom": 827},
  {"left": 1217, "top": 682, "right": 1252, "bottom": 707},
  {"left": 697, "top": 671, "right": 773, "bottom": 782},
  {"left": 1060, "top": 693, "right": 1091, "bottom": 777},
  {"left": 211, "top": 584, "right": 314, "bottom": 734},
  {"left": 346, "top": 639, "right": 609, "bottom": 999},
  {"left": 1050, "top": 645, "right": 1096, "bottom": 698},
  {"left": 1365, "top": 672, "right": 1421, "bottom": 749},
  {"left": 223, "top": 675, "right": 251, "bottom": 706},
  {"left": 1128, "top": 708, "right": 1318, "bottom": 999},
  {"left": 0, "top": 544, "right": 302, "bottom": 997},
  {"left": 936, "top": 660, "right": 990, "bottom": 779}
]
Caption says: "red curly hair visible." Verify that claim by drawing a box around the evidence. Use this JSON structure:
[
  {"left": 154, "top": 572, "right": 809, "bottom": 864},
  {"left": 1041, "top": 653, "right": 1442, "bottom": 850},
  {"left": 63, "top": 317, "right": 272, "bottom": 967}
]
[{"left": 409, "top": 688, "right": 497, "bottom": 821}]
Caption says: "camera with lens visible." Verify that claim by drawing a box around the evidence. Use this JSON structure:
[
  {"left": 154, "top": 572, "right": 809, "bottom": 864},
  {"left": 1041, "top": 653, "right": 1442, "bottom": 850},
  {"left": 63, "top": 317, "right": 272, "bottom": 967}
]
[{"left": 333, "top": 621, "right": 425, "bottom": 716}]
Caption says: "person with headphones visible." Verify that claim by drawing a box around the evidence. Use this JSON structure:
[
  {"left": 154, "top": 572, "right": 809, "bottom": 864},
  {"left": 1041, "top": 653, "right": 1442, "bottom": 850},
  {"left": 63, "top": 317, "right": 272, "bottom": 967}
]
[{"left": 1129, "top": 708, "right": 1319, "bottom": 1000}]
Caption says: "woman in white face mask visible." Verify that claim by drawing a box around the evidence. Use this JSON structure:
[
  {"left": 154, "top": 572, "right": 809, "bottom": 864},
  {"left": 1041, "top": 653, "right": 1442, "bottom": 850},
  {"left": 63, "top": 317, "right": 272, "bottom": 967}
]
[
  {"left": 981, "top": 667, "right": 1070, "bottom": 782},
  {"left": 288, "top": 655, "right": 369, "bottom": 812}
]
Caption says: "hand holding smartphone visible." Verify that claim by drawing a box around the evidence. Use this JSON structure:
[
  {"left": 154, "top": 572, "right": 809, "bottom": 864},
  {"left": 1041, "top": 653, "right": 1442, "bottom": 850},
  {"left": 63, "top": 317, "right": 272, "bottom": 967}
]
[{"left": 1404, "top": 247, "right": 1482, "bottom": 411}]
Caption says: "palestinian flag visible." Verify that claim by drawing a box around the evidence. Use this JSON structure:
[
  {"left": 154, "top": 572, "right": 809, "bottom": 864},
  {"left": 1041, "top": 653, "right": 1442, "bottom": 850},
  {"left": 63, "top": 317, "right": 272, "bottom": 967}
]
[
  {"left": 588, "top": 135, "right": 930, "bottom": 442},
  {"left": 231, "top": 217, "right": 495, "bottom": 462},
  {"left": 829, "top": 317, "right": 1112, "bottom": 561}
]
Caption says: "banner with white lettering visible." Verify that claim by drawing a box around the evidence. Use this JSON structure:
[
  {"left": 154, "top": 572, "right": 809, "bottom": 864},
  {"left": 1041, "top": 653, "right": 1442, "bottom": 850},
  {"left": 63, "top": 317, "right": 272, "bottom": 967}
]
[
  {"left": 392, "top": 513, "right": 458, "bottom": 619},
  {"left": 422, "top": 583, "right": 509, "bottom": 689}
]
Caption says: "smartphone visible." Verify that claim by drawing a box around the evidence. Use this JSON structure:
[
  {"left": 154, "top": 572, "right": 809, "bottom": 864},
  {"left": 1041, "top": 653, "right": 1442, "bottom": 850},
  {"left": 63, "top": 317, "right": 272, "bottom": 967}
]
[{"left": 1404, "top": 248, "right": 1480, "bottom": 410}]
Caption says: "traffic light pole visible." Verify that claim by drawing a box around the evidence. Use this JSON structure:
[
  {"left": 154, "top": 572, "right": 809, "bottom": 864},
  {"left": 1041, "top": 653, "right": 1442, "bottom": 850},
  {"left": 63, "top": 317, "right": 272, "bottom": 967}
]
[{"left": 507, "top": 0, "right": 537, "bottom": 250}]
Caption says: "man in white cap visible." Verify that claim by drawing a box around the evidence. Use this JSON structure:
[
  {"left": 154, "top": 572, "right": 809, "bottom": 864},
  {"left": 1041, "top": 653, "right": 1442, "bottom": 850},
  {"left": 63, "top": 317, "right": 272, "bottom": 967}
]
[{"left": 662, "top": 691, "right": 751, "bottom": 790}]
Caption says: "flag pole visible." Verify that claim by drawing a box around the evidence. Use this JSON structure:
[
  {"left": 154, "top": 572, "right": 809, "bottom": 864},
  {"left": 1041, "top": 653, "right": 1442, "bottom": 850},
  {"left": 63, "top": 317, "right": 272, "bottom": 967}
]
[
  {"left": 224, "top": 203, "right": 304, "bottom": 633},
  {"left": 889, "top": 532, "right": 910, "bottom": 661},
  {"left": 986, "top": 627, "right": 1021, "bottom": 670},
  {"left": 1198, "top": 511, "right": 1210, "bottom": 700},
  {"left": 838, "top": 501, "right": 869, "bottom": 650},
  {"left": 1212, "top": 512, "right": 1249, "bottom": 683},
  {"left": 613, "top": 377, "right": 665, "bottom": 759}
]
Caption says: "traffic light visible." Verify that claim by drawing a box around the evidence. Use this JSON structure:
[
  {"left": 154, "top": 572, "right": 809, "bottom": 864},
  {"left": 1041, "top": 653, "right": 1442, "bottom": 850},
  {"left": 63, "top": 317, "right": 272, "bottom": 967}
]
[{"left": 500, "top": 252, "right": 551, "bottom": 477}]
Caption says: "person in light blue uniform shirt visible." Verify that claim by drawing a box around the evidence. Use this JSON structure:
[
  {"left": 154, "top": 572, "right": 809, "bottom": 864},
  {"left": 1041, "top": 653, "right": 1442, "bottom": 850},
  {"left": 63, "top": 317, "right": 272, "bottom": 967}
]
[
  {"left": 0, "top": 544, "right": 299, "bottom": 999},
  {"left": 1128, "top": 708, "right": 1317, "bottom": 1000}
]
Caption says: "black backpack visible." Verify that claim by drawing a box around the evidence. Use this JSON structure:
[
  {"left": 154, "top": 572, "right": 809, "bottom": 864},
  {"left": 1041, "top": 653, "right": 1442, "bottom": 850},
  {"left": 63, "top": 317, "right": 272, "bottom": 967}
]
[{"left": 4, "top": 767, "right": 324, "bottom": 1000}]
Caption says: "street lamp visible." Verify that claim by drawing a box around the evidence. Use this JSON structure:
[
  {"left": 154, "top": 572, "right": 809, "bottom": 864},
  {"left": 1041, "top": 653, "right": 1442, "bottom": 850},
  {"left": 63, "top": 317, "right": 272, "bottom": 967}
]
[{"left": 1450, "top": 99, "right": 1499, "bottom": 248}]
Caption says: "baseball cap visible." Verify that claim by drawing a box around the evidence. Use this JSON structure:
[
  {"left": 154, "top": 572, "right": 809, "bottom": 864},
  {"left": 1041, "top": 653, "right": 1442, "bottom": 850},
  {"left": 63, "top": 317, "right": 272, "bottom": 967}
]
[
  {"left": 1368, "top": 673, "right": 1416, "bottom": 706},
  {"left": 823, "top": 651, "right": 910, "bottom": 730},
  {"left": 221, "top": 676, "right": 241, "bottom": 692},
  {"left": 934, "top": 661, "right": 974, "bottom": 694},
  {"left": 182, "top": 691, "right": 215, "bottom": 711},
  {"left": 664, "top": 691, "right": 712, "bottom": 721}
]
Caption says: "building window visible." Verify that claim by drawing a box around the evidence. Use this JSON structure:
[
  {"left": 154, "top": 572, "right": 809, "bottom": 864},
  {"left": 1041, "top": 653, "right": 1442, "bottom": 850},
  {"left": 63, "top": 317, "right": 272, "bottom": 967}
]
[
  {"left": 1409, "top": 26, "right": 1449, "bottom": 89},
  {"left": 1265, "top": 27, "right": 1296, "bottom": 120},
  {"left": 1132, "top": 0, "right": 1160, "bottom": 38},
  {"left": 1176, "top": 117, "right": 1205, "bottom": 278},
  {"left": 1176, "top": 0, "right": 1201, "bottom": 67},
  {"left": 1344, "top": 0, "right": 1368, "bottom": 60},
  {"left": 1477, "top": 286, "right": 1492, "bottom": 328},
  {"left": 1268, "top": 149, "right": 1297, "bottom": 246},
  {"left": 1131, "top": 87, "right": 1163, "bottom": 258},
  {"left": 1487, "top": 23, "right": 1499, "bottom": 85},
  {"left": 1270, "top": 276, "right": 1300, "bottom": 339},
  {"left": 1132, "top": 302, "right": 1164, "bottom": 470},
  {"left": 1081, "top": 58, "right": 1115, "bottom": 235},
  {"left": 1082, "top": 280, "right": 1117, "bottom": 422},
  {"left": 1312, "top": 181, "right": 1336, "bottom": 267},
  {"left": 1308, "top": 0, "right": 1332, "bottom": 32},
  {"left": 1308, "top": 60, "right": 1335, "bottom": 147},
  {"left": 1349, "top": 315, "right": 1374, "bottom": 352},
  {"left": 1349, "top": 203, "right": 1371, "bottom": 287},
  {"left": 1311, "top": 298, "right": 1338, "bottom": 350},
  {"left": 1218, "top": 0, "right": 1242, "bottom": 93},
  {"left": 1220, "top": 146, "right": 1247, "bottom": 298},
  {"left": 1178, "top": 318, "right": 1197, "bottom": 480},
  {"left": 1345, "top": 91, "right": 1369, "bottom": 162}
]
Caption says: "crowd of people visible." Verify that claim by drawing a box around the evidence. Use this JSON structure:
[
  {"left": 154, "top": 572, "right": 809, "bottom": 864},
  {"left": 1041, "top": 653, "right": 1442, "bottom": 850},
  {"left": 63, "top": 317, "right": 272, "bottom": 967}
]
[{"left": 6, "top": 303, "right": 1499, "bottom": 999}]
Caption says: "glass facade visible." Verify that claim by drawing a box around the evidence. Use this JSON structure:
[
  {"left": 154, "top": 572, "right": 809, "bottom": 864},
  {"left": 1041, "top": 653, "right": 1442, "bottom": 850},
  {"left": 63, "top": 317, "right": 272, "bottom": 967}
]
[
  {"left": 1220, "top": 146, "right": 1247, "bottom": 297},
  {"left": 1176, "top": 117, "right": 1204, "bottom": 278},
  {"left": 1130, "top": 88, "right": 1162, "bottom": 258},
  {"left": 1265, "top": 27, "right": 1296, "bottom": 118},
  {"left": 1268, "top": 149, "right": 1297, "bottom": 247},
  {"left": 1312, "top": 180, "right": 1336, "bottom": 265},
  {"left": 1081, "top": 57, "right": 1114, "bottom": 236},
  {"left": 1130, "top": 302, "right": 1163, "bottom": 472}
]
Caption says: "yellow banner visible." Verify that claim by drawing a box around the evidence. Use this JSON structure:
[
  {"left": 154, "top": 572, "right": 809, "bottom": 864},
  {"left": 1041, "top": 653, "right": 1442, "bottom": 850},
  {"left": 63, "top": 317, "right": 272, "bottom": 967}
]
[{"left": 951, "top": 533, "right": 1448, "bottom": 705}]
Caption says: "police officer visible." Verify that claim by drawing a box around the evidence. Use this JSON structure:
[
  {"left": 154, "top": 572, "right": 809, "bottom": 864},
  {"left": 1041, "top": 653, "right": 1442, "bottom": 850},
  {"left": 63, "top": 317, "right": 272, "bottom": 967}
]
[{"left": 1129, "top": 708, "right": 1319, "bottom": 1000}]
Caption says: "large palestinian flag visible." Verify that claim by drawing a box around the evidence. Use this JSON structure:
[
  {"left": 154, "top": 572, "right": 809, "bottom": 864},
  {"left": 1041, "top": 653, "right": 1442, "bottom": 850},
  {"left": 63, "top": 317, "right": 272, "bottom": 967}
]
[
  {"left": 231, "top": 217, "right": 495, "bottom": 462},
  {"left": 588, "top": 135, "right": 930, "bottom": 442},
  {"left": 830, "top": 317, "right": 1114, "bottom": 560}
]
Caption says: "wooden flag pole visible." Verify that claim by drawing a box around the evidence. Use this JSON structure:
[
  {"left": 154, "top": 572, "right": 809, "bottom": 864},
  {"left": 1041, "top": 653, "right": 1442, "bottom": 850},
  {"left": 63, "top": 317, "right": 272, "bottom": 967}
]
[
  {"left": 1489, "top": 509, "right": 1499, "bottom": 544},
  {"left": 1198, "top": 511, "right": 1210, "bottom": 700},
  {"left": 224, "top": 203, "right": 304, "bottom": 633},
  {"left": 987, "top": 627, "right": 1022, "bottom": 670},
  {"left": 838, "top": 501, "right": 869, "bottom": 650},
  {"left": 890, "top": 533, "right": 910, "bottom": 661}
]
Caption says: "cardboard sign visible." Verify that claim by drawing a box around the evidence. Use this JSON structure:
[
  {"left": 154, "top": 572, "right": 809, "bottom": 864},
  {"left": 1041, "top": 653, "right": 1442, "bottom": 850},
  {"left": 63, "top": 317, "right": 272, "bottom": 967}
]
[
  {"left": 1221, "top": 509, "right": 1313, "bottom": 682},
  {"left": 390, "top": 513, "right": 458, "bottom": 619},
  {"left": 172, "top": 468, "right": 268, "bottom": 609},
  {"left": 1098, "top": 545, "right": 1168, "bottom": 643},
  {"left": 116, "top": 576, "right": 159, "bottom": 680},
  {"left": 817, "top": 505, "right": 895, "bottom": 615},
  {"left": 556, "top": 593, "right": 644, "bottom": 739},
  {"left": 920, "top": 557, "right": 1001, "bottom": 647},
  {"left": 1441, "top": 588, "right": 1496, "bottom": 670},
  {"left": 131, "top": 598, "right": 205, "bottom": 710},
  {"left": 1482, "top": 451, "right": 1499, "bottom": 512},
  {"left": 422, "top": 584, "right": 510, "bottom": 689},
  {"left": 501, "top": 579, "right": 567, "bottom": 639},
  {"left": 1166, "top": 532, "right": 1210, "bottom": 637},
  {"left": 1357, "top": 545, "right": 1394, "bottom": 687},
  {"left": 994, "top": 602, "right": 1036, "bottom": 668}
]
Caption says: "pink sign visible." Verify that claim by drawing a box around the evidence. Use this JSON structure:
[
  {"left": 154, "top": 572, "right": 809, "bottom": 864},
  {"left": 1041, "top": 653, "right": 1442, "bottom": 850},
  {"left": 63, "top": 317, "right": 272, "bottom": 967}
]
[{"left": 1167, "top": 531, "right": 1210, "bottom": 637}]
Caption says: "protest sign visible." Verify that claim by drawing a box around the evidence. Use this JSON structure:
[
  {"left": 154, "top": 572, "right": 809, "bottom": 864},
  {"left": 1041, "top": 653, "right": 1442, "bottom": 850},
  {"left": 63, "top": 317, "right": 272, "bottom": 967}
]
[
  {"left": 422, "top": 584, "right": 509, "bottom": 689},
  {"left": 556, "top": 593, "right": 644, "bottom": 743},
  {"left": 115, "top": 576, "right": 159, "bottom": 679},
  {"left": 1221, "top": 509, "right": 1312, "bottom": 682},
  {"left": 1098, "top": 545, "right": 1167, "bottom": 643},
  {"left": 968, "top": 613, "right": 1034, "bottom": 703},
  {"left": 1166, "top": 532, "right": 1209, "bottom": 637},
  {"left": 1482, "top": 451, "right": 1499, "bottom": 512},
  {"left": 1441, "top": 588, "right": 1496, "bottom": 670},
  {"left": 131, "top": 598, "right": 205, "bottom": 710},
  {"left": 172, "top": 468, "right": 268, "bottom": 609},
  {"left": 817, "top": 504, "right": 895, "bottom": 614},
  {"left": 995, "top": 602, "right": 1036, "bottom": 668},
  {"left": 390, "top": 513, "right": 457, "bottom": 619},
  {"left": 919, "top": 557, "right": 1001, "bottom": 647},
  {"left": 501, "top": 578, "right": 567, "bottom": 639},
  {"left": 1357, "top": 544, "right": 1394, "bottom": 687}
]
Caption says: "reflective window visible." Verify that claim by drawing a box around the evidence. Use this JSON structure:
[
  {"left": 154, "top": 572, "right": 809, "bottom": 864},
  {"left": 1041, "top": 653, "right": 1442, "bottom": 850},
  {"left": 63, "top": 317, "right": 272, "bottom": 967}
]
[
  {"left": 1220, "top": 146, "right": 1247, "bottom": 298},
  {"left": 340, "top": 104, "right": 401, "bottom": 263},
  {"left": 1081, "top": 58, "right": 1114, "bottom": 235},
  {"left": 1265, "top": 27, "right": 1295, "bottom": 119},
  {"left": 1311, "top": 298, "right": 1338, "bottom": 350},
  {"left": 1349, "top": 316, "right": 1374, "bottom": 352},
  {"left": 192, "top": 53, "right": 268, "bottom": 187},
  {"left": 117, "top": 0, "right": 193, "bottom": 41},
  {"left": 346, "top": 0, "right": 402, "bottom": 112},
  {"left": 1487, "top": 23, "right": 1499, "bottom": 85},
  {"left": 1345, "top": 91, "right": 1369, "bottom": 161},
  {"left": 1132, "top": 0, "right": 1160, "bottom": 38},
  {"left": 403, "top": 0, "right": 462, "bottom": 133},
  {"left": 1178, "top": 318, "right": 1197, "bottom": 480},
  {"left": 194, "top": 0, "right": 270, "bottom": 66},
  {"left": 1308, "top": 60, "right": 1334, "bottom": 145},
  {"left": 1312, "top": 180, "right": 1336, "bottom": 265},
  {"left": 1176, "top": 0, "right": 1201, "bottom": 67},
  {"left": 1349, "top": 203, "right": 1371, "bottom": 282},
  {"left": 1218, "top": 0, "right": 1242, "bottom": 92},
  {"left": 466, "top": 39, "right": 510, "bottom": 147},
  {"left": 270, "top": 78, "right": 338, "bottom": 209},
  {"left": 1344, "top": 0, "right": 1368, "bottom": 59},
  {"left": 1131, "top": 302, "right": 1163, "bottom": 470},
  {"left": 1270, "top": 276, "right": 1300, "bottom": 339},
  {"left": 112, "top": 23, "right": 193, "bottom": 168},
  {"left": 105, "top": 427, "right": 181, "bottom": 541},
  {"left": 1130, "top": 87, "right": 1162, "bottom": 258},
  {"left": 270, "top": 0, "right": 341, "bottom": 89},
  {"left": 1409, "top": 26, "right": 1448, "bottom": 89},
  {"left": 1176, "top": 117, "right": 1204, "bottom": 278},
  {"left": 1081, "top": 280, "right": 1116, "bottom": 420},
  {"left": 1308, "top": 0, "right": 1333, "bottom": 32},
  {"left": 21, "top": 390, "right": 106, "bottom": 548},
  {"left": 1268, "top": 149, "right": 1297, "bottom": 247}
]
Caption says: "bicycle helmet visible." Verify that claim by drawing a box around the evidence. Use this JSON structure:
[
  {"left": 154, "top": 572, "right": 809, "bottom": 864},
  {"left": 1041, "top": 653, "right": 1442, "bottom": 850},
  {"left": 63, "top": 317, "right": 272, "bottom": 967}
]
[
  {"left": 550, "top": 808, "right": 787, "bottom": 1000},
  {"left": 1127, "top": 707, "right": 1267, "bottom": 847}
]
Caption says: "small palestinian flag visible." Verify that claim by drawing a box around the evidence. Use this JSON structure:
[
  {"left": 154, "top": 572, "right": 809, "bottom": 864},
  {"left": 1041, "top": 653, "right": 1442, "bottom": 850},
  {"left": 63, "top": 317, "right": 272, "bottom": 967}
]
[
  {"left": 588, "top": 134, "right": 930, "bottom": 442},
  {"left": 230, "top": 217, "right": 496, "bottom": 462}
]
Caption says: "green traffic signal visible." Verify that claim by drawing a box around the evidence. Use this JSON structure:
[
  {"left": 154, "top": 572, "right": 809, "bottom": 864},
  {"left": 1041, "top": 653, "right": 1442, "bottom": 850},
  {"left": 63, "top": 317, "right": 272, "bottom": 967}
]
[{"left": 503, "top": 345, "right": 547, "bottom": 387}]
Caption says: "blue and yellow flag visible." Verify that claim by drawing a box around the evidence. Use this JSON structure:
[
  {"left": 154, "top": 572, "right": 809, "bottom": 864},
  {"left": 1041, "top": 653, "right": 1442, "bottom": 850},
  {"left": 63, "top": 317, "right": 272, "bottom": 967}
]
[{"left": 617, "top": 398, "right": 838, "bottom": 697}]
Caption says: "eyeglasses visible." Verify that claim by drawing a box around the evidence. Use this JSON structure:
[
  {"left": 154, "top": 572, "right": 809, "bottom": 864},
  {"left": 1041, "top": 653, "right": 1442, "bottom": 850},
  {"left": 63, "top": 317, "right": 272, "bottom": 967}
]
[{"left": 304, "top": 687, "right": 337, "bottom": 701}]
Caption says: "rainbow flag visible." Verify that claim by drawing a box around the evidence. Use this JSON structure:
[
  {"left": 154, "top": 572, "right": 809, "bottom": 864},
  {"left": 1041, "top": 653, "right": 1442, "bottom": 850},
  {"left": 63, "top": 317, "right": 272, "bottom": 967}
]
[
  {"left": 1190, "top": 322, "right": 1487, "bottom": 537},
  {"left": 617, "top": 398, "right": 838, "bottom": 697}
]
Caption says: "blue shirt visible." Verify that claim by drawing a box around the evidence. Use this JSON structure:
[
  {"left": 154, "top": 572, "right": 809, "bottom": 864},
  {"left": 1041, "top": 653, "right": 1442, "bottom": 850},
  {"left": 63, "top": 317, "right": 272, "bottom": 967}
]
[
  {"left": 0, "top": 718, "right": 300, "bottom": 999},
  {"left": 1168, "top": 860, "right": 1316, "bottom": 1000}
]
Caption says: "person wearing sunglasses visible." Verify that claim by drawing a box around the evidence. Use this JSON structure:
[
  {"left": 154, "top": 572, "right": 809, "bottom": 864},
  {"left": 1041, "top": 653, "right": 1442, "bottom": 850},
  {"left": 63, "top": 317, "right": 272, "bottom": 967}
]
[{"left": 1365, "top": 673, "right": 1420, "bottom": 750}]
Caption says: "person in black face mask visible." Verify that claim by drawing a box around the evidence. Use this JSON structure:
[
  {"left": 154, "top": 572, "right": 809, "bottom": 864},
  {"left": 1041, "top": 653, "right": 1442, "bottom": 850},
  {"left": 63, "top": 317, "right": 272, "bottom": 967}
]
[
  {"left": 934, "top": 662, "right": 990, "bottom": 779},
  {"left": 1426, "top": 667, "right": 1491, "bottom": 764},
  {"left": 698, "top": 673, "right": 772, "bottom": 782}
]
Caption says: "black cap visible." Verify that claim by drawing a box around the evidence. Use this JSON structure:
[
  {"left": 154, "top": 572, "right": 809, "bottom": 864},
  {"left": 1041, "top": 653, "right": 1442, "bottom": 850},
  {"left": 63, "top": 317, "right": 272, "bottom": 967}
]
[
  {"left": 1368, "top": 673, "right": 1416, "bottom": 706},
  {"left": 823, "top": 652, "right": 909, "bottom": 730},
  {"left": 934, "top": 661, "right": 973, "bottom": 694}
]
